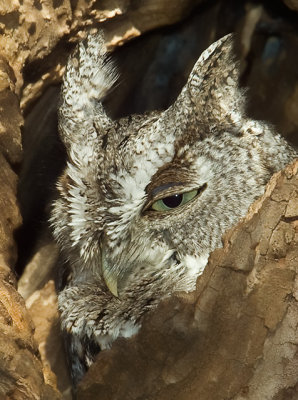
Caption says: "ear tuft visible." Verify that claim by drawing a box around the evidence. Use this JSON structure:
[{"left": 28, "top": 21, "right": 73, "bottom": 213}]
[
  {"left": 62, "top": 32, "right": 118, "bottom": 110},
  {"left": 184, "top": 34, "right": 246, "bottom": 128},
  {"left": 58, "top": 31, "right": 117, "bottom": 149}
]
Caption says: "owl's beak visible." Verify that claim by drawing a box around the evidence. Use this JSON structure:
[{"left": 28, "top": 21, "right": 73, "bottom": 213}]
[{"left": 101, "top": 246, "right": 119, "bottom": 298}]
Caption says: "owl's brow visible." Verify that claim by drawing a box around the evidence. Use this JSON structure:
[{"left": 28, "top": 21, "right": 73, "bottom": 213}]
[{"left": 150, "top": 182, "right": 185, "bottom": 197}]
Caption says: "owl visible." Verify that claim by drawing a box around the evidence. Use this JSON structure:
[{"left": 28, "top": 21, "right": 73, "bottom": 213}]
[{"left": 51, "top": 31, "right": 297, "bottom": 385}]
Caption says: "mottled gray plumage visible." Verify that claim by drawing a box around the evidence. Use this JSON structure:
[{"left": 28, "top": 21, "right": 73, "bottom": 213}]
[{"left": 51, "top": 31, "right": 297, "bottom": 384}]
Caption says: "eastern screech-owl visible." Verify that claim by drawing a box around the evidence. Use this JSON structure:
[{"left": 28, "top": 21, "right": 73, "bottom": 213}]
[{"left": 51, "top": 31, "right": 297, "bottom": 385}]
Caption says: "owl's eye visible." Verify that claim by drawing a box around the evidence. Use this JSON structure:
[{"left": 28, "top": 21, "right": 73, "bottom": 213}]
[{"left": 151, "top": 189, "right": 199, "bottom": 211}]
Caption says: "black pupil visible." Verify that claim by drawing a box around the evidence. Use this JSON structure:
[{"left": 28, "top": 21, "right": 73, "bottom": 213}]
[{"left": 162, "top": 194, "right": 183, "bottom": 208}]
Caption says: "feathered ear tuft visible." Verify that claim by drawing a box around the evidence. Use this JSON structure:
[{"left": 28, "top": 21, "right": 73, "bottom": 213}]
[
  {"left": 192, "top": 34, "right": 245, "bottom": 125},
  {"left": 58, "top": 31, "right": 117, "bottom": 150},
  {"left": 175, "top": 34, "right": 246, "bottom": 131}
]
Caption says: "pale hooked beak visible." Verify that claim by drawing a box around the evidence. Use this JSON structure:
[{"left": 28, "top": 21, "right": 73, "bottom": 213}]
[{"left": 101, "top": 245, "right": 119, "bottom": 298}]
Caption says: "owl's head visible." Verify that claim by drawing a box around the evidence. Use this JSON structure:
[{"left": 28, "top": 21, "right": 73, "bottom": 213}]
[{"left": 52, "top": 32, "right": 274, "bottom": 298}]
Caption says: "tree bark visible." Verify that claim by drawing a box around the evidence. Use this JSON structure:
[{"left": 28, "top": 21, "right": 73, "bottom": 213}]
[{"left": 0, "top": 52, "right": 61, "bottom": 399}]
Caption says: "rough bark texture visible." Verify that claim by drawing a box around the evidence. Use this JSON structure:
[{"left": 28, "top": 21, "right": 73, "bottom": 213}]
[
  {"left": 0, "top": 263, "right": 61, "bottom": 399},
  {"left": 77, "top": 160, "right": 298, "bottom": 400},
  {"left": 0, "top": 0, "right": 297, "bottom": 398},
  {"left": 0, "top": 58, "right": 22, "bottom": 266},
  {"left": 0, "top": 42, "right": 61, "bottom": 398},
  {"left": 25, "top": 280, "right": 72, "bottom": 399}
]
